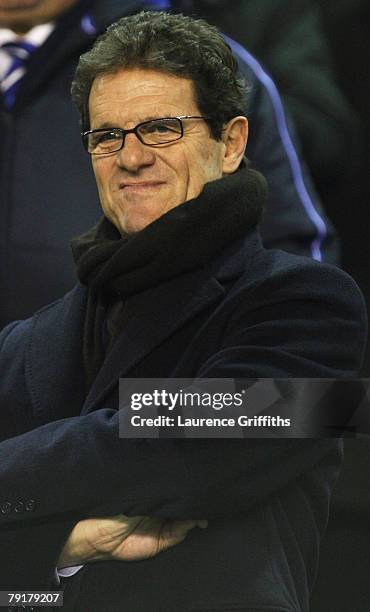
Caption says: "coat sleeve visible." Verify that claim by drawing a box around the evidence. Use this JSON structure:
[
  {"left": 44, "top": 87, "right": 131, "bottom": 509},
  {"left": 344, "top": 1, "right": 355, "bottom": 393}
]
[{"left": 0, "top": 262, "right": 366, "bottom": 588}]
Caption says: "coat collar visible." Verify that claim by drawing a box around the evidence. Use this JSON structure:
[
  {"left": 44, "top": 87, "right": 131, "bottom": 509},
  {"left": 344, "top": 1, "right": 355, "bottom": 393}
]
[
  {"left": 81, "top": 230, "right": 263, "bottom": 413},
  {"left": 28, "top": 230, "right": 263, "bottom": 418}
]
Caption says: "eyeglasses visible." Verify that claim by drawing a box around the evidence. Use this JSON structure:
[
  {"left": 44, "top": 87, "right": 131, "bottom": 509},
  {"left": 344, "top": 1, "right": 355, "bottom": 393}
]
[{"left": 82, "top": 116, "right": 208, "bottom": 155}]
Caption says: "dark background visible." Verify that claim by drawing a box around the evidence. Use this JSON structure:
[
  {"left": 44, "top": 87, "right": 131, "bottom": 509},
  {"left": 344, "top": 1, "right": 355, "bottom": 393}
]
[
  {"left": 318, "top": 0, "right": 370, "bottom": 377},
  {"left": 310, "top": 3, "right": 370, "bottom": 608}
]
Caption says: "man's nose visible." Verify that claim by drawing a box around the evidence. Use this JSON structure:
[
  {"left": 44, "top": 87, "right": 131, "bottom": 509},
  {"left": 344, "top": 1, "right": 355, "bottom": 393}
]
[{"left": 115, "top": 133, "right": 155, "bottom": 171}]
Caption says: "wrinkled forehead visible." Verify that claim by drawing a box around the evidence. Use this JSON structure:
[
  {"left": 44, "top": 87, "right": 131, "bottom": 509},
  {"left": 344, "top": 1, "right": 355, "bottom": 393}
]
[{"left": 88, "top": 68, "right": 200, "bottom": 127}]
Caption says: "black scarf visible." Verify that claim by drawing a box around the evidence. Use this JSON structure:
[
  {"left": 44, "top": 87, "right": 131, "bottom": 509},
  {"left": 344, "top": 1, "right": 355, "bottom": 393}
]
[{"left": 71, "top": 167, "right": 267, "bottom": 389}]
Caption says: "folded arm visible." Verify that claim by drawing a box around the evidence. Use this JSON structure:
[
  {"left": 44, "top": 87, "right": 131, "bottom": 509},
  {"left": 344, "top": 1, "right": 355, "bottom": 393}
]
[{"left": 0, "top": 261, "right": 366, "bottom": 586}]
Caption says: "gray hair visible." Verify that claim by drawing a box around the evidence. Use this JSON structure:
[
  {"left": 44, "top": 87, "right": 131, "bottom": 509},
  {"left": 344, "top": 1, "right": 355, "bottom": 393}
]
[{"left": 71, "top": 10, "right": 250, "bottom": 139}]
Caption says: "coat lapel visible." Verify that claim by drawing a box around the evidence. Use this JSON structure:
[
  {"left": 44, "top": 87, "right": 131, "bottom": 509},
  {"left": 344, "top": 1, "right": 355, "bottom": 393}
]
[
  {"left": 81, "top": 267, "right": 226, "bottom": 414},
  {"left": 27, "top": 232, "right": 262, "bottom": 419}
]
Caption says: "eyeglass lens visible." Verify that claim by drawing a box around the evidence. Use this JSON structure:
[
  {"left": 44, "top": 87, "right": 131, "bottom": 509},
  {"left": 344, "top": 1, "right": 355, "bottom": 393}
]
[{"left": 86, "top": 118, "right": 183, "bottom": 154}]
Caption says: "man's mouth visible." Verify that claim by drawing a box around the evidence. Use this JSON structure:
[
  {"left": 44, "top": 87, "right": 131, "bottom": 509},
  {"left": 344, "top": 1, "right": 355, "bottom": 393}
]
[{"left": 120, "top": 182, "right": 165, "bottom": 192}]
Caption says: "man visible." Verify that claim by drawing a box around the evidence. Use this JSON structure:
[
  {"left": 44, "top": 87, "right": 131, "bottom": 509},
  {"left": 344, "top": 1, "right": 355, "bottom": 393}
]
[
  {"left": 0, "top": 0, "right": 337, "bottom": 329},
  {"left": 0, "top": 11, "right": 366, "bottom": 612}
]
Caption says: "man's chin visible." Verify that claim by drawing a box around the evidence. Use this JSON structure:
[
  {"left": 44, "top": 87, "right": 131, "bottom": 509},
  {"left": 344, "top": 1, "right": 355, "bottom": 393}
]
[
  {"left": 114, "top": 212, "right": 159, "bottom": 236},
  {"left": 112, "top": 198, "right": 171, "bottom": 235}
]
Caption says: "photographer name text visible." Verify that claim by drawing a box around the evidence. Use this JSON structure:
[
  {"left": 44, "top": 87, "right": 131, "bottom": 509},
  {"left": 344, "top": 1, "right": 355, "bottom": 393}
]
[{"left": 131, "top": 415, "right": 291, "bottom": 428}]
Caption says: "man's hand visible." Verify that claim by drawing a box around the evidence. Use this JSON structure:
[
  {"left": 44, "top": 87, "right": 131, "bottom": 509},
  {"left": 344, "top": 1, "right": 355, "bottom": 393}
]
[{"left": 58, "top": 514, "right": 207, "bottom": 568}]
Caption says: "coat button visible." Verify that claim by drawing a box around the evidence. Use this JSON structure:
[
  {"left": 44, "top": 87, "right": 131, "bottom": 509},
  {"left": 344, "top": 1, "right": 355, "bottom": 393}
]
[
  {"left": 1, "top": 501, "right": 12, "bottom": 514},
  {"left": 25, "top": 499, "right": 36, "bottom": 512},
  {"left": 14, "top": 500, "right": 25, "bottom": 513}
]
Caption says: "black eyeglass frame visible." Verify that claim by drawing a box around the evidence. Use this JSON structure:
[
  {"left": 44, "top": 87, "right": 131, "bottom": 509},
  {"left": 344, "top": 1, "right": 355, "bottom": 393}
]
[{"left": 82, "top": 115, "right": 208, "bottom": 155}]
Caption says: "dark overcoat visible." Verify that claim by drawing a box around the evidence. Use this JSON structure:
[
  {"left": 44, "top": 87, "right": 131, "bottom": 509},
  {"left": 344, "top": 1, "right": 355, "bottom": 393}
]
[{"left": 0, "top": 231, "right": 366, "bottom": 612}]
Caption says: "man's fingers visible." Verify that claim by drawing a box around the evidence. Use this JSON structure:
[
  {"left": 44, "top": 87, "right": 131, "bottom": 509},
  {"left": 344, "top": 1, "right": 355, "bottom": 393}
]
[
  {"left": 95, "top": 514, "right": 146, "bottom": 540},
  {"left": 157, "top": 520, "right": 192, "bottom": 553},
  {"left": 169, "top": 519, "right": 198, "bottom": 537},
  {"left": 170, "top": 519, "right": 208, "bottom": 535},
  {"left": 158, "top": 519, "right": 208, "bottom": 552}
]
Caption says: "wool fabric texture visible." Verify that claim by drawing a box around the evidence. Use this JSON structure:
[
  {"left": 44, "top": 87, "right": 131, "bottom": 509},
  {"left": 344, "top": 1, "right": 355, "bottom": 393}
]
[{"left": 71, "top": 167, "right": 267, "bottom": 388}]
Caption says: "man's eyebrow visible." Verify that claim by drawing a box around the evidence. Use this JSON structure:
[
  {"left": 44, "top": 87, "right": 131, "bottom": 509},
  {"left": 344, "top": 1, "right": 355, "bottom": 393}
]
[
  {"left": 90, "top": 122, "right": 121, "bottom": 130},
  {"left": 91, "top": 116, "right": 178, "bottom": 130}
]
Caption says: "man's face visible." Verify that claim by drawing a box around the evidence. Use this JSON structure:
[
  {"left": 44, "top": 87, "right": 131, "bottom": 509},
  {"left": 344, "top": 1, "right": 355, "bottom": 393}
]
[
  {"left": 0, "top": 0, "right": 78, "bottom": 33},
  {"left": 88, "top": 68, "right": 230, "bottom": 235}
]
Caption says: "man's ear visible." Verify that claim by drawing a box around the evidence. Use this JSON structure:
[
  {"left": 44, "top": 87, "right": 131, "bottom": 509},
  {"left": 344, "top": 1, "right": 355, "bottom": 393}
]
[{"left": 221, "top": 116, "right": 248, "bottom": 174}]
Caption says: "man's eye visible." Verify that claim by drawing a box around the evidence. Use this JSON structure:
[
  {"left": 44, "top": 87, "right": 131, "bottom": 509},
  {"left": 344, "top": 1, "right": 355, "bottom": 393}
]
[
  {"left": 88, "top": 130, "right": 122, "bottom": 152},
  {"left": 98, "top": 130, "right": 121, "bottom": 143},
  {"left": 142, "top": 121, "right": 179, "bottom": 135}
]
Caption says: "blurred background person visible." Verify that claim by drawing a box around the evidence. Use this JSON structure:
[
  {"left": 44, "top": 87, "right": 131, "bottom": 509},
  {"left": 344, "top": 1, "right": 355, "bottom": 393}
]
[{"left": 182, "top": 0, "right": 358, "bottom": 201}]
